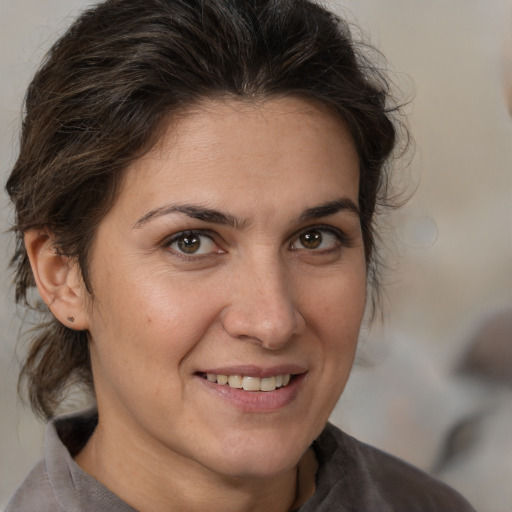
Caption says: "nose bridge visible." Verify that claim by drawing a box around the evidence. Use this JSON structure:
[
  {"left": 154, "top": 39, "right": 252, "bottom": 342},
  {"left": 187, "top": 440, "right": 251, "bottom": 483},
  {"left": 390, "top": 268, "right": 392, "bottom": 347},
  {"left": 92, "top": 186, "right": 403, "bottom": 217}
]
[{"left": 223, "top": 249, "right": 304, "bottom": 349}]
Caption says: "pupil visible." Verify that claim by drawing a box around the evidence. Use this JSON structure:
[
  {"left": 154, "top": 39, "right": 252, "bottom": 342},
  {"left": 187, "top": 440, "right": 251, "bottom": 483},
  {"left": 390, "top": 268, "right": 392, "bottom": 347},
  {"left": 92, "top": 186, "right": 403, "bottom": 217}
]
[
  {"left": 178, "top": 235, "right": 200, "bottom": 253},
  {"left": 301, "top": 231, "right": 322, "bottom": 249}
]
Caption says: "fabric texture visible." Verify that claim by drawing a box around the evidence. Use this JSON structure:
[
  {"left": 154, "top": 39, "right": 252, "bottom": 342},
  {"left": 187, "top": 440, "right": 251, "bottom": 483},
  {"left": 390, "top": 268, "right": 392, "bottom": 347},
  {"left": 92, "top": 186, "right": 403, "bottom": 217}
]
[{"left": 6, "top": 409, "right": 477, "bottom": 512}]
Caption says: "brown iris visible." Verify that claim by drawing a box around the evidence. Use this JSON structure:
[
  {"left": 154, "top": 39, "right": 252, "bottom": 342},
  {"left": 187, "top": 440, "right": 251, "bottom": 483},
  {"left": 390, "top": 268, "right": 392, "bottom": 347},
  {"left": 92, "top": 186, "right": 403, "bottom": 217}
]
[
  {"left": 300, "top": 230, "right": 322, "bottom": 249},
  {"left": 177, "top": 234, "right": 201, "bottom": 254}
]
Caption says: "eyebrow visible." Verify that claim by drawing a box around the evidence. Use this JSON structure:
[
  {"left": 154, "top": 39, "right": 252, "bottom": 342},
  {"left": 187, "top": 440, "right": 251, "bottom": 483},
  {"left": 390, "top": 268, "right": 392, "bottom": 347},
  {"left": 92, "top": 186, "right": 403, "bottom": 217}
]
[
  {"left": 133, "top": 204, "right": 246, "bottom": 229},
  {"left": 300, "top": 198, "right": 360, "bottom": 221},
  {"left": 133, "top": 197, "right": 359, "bottom": 229}
]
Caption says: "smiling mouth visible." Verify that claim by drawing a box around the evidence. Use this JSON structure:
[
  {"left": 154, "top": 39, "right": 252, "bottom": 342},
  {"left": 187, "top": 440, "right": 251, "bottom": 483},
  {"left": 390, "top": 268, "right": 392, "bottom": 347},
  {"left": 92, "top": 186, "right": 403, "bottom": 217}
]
[{"left": 198, "top": 373, "right": 294, "bottom": 392}]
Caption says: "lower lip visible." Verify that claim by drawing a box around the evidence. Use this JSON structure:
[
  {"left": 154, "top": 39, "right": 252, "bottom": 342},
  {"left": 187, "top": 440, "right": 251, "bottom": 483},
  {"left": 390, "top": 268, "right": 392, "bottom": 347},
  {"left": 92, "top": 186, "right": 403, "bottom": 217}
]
[{"left": 197, "top": 373, "right": 306, "bottom": 412}]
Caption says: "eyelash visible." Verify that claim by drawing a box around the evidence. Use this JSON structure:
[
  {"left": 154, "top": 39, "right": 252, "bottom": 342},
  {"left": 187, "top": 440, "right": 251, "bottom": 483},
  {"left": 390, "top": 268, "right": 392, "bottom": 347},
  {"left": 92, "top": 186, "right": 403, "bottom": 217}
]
[
  {"left": 289, "top": 225, "right": 350, "bottom": 253},
  {"left": 161, "top": 225, "right": 350, "bottom": 260},
  {"left": 162, "top": 230, "right": 223, "bottom": 261}
]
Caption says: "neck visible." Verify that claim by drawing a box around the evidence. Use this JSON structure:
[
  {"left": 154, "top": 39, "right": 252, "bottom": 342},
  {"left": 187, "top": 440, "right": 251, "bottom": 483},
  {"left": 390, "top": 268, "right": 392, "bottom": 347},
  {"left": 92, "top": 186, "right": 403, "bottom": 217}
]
[{"left": 75, "top": 413, "right": 299, "bottom": 512}]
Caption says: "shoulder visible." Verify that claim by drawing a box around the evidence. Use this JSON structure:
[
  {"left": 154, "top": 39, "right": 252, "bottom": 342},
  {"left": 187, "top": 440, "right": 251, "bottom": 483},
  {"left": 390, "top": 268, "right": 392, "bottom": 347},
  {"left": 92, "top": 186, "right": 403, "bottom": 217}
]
[
  {"left": 4, "top": 410, "right": 90, "bottom": 512},
  {"left": 5, "top": 459, "right": 63, "bottom": 512},
  {"left": 309, "top": 423, "right": 477, "bottom": 512},
  {"left": 5, "top": 409, "right": 136, "bottom": 512}
]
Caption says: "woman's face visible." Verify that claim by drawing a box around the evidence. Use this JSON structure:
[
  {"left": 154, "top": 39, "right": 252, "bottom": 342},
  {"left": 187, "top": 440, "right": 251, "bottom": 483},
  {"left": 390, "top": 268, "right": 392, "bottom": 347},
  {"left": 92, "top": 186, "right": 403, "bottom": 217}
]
[{"left": 82, "top": 97, "right": 366, "bottom": 478}]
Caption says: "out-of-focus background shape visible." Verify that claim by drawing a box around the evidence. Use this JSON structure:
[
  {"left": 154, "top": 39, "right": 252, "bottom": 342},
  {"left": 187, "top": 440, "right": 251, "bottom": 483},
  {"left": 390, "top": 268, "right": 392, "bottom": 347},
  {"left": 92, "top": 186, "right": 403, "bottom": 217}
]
[{"left": 1, "top": 1, "right": 511, "bottom": 511}]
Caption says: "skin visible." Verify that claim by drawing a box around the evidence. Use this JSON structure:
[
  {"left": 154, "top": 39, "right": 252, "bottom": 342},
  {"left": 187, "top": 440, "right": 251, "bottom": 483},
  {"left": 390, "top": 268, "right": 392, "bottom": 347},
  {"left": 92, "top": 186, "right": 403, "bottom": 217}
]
[{"left": 31, "top": 97, "right": 367, "bottom": 512}]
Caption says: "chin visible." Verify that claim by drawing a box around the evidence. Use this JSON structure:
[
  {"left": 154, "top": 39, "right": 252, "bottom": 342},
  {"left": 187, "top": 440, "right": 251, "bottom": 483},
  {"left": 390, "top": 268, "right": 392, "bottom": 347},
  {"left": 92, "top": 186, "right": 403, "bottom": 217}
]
[
  {"left": 204, "top": 427, "right": 314, "bottom": 479},
  {"left": 214, "top": 451, "right": 300, "bottom": 480}
]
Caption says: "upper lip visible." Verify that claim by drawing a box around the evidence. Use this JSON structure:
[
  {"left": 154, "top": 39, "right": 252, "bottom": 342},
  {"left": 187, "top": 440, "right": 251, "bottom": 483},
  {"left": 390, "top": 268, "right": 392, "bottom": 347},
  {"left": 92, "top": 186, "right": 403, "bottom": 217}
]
[{"left": 196, "top": 364, "right": 307, "bottom": 378}]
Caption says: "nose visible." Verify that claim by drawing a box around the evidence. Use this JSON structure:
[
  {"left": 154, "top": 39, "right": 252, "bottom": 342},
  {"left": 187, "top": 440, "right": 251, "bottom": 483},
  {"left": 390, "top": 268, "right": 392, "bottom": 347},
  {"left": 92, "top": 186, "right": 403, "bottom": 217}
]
[{"left": 221, "top": 258, "right": 306, "bottom": 350}]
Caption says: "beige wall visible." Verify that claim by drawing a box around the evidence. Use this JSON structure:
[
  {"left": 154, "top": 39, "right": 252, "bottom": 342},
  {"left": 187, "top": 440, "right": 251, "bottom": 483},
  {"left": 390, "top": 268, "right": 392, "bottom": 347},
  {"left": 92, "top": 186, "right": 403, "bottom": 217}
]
[{"left": 1, "top": 1, "right": 511, "bottom": 510}]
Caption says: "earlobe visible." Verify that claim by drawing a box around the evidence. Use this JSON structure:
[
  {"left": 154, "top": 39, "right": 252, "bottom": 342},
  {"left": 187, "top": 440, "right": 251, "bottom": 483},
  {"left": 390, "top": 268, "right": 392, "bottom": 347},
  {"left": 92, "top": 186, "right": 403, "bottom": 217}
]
[{"left": 24, "top": 230, "right": 89, "bottom": 330}]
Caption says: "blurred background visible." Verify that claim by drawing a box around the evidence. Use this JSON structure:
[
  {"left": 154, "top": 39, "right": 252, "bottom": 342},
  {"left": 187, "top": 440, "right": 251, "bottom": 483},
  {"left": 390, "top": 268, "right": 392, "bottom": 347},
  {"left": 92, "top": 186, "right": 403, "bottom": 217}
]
[{"left": 1, "top": 1, "right": 511, "bottom": 511}]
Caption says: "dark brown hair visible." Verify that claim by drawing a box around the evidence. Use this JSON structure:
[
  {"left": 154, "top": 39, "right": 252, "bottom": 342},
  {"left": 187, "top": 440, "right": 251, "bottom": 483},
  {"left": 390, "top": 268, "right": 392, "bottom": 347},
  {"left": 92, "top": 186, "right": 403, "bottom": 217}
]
[{"left": 6, "top": 0, "right": 402, "bottom": 419}]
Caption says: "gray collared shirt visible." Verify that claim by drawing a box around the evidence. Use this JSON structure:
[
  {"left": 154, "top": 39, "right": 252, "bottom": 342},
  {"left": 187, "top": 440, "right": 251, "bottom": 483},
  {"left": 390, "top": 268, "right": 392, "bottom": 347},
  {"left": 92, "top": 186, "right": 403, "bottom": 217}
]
[{"left": 6, "top": 409, "right": 477, "bottom": 512}]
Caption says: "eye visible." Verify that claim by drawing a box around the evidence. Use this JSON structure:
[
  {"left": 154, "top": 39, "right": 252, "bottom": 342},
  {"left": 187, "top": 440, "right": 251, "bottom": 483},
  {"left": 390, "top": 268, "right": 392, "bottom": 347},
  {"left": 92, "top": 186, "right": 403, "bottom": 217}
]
[
  {"left": 165, "top": 231, "right": 221, "bottom": 256},
  {"left": 290, "top": 227, "right": 343, "bottom": 251}
]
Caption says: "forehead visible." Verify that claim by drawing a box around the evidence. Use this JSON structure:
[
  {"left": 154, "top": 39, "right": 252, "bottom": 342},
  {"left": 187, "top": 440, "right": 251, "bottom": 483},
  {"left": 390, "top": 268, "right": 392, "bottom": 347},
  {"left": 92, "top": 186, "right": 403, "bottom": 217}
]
[
  {"left": 144, "top": 97, "right": 355, "bottom": 161},
  {"left": 114, "top": 96, "right": 360, "bottom": 219}
]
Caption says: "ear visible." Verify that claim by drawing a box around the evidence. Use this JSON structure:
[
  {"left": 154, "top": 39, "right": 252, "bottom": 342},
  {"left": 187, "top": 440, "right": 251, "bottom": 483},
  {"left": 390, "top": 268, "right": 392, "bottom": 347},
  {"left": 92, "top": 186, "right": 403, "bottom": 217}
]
[{"left": 24, "top": 229, "right": 89, "bottom": 330}]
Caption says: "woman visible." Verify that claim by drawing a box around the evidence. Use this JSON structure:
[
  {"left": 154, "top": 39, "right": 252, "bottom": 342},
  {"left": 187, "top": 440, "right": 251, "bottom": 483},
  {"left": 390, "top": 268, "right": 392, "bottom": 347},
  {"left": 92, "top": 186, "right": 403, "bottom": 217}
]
[{"left": 5, "top": 0, "right": 476, "bottom": 510}]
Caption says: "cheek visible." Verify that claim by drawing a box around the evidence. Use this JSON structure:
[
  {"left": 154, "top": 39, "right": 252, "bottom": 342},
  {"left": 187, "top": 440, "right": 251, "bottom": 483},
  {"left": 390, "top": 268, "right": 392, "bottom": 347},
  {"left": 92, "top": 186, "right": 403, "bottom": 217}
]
[
  {"left": 88, "top": 266, "right": 223, "bottom": 376},
  {"left": 308, "top": 263, "right": 367, "bottom": 384},
  {"left": 305, "top": 264, "right": 367, "bottom": 334},
  {"left": 87, "top": 280, "right": 221, "bottom": 416}
]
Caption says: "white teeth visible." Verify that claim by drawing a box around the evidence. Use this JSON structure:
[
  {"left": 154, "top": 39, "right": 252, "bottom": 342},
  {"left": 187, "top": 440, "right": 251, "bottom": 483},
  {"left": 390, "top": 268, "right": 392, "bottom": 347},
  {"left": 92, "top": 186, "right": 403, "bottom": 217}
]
[
  {"left": 228, "top": 375, "right": 243, "bottom": 388},
  {"left": 204, "top": 373, "right": 292, "bottom": 391},
  {"left": 217, "top": 374, "right": 228, "bottom": 385},
  {"left": 260, "top": 376, "right": 276, "bottom": 392},
  {"left": 242, "top": 376, "right": 261, "bottom": 391}
]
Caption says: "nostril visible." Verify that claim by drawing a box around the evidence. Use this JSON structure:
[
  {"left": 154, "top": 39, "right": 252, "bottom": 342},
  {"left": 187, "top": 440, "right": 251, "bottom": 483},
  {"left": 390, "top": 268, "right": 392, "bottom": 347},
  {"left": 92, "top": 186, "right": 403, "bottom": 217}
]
[{"left": 220, "top": 301, "right": 304, "bottom": 349}]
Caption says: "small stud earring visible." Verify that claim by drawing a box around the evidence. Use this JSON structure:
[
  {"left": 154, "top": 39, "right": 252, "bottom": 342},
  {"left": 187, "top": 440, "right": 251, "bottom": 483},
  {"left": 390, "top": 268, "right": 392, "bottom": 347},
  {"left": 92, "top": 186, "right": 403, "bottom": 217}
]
[{"left": 67, "top": 316, "right": 75, "bottom": 323}]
